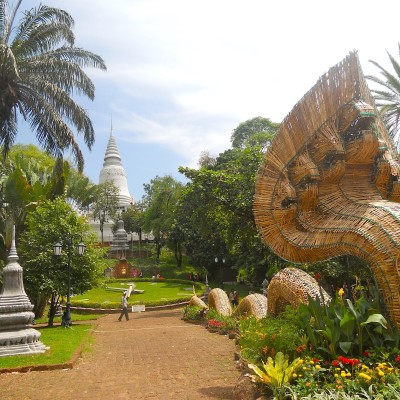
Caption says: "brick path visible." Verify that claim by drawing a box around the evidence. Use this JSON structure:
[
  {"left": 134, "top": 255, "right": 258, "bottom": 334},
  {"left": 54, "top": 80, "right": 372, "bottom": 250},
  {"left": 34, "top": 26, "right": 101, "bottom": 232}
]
[{"left": 0, "top": 309, "right": 242, "bottom": 399}]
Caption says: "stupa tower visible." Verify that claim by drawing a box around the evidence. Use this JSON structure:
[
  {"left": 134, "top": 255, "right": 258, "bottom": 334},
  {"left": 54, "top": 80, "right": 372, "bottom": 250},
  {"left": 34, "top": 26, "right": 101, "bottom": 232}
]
[{"left": 99, "top": 123, "right": 133, "bottom": 210}]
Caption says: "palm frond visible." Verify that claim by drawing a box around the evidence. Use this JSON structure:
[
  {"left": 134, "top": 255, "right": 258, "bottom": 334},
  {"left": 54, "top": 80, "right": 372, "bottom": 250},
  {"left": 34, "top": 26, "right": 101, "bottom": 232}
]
[
  {"left": 0, "top": 2, "right": 106, "bottom": 170},
  {"left": 14, "top": 4, "right": 74, "bottom": 46}
]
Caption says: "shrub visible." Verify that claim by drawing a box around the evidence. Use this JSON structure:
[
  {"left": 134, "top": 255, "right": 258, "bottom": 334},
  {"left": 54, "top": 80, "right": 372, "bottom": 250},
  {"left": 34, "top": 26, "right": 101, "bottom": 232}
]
[
  {"left": 297, "top": 290, "right": 395, "bottom": 360},
  {"left": 239, "top": 308, "right": 305, "bottom": 365},
  {"left": 206, "top": 308, "right": 238, "bottom": 332},
  {"left": 182, "top": 305, "right": 205, "bottom": 322}
]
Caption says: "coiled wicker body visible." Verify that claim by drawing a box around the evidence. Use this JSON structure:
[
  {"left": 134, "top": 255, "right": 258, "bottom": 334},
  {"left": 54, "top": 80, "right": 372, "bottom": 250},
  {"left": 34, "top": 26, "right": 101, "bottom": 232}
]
[
  {"left": 208, "top": 288, "right": 232, "bottom": 316},
  {"left": 267, "top": 268, "right": 330, "bottom": 315},
  {"left": 234, "top": 293, "right": 268, "bottom": 319},
  {"left": 189, "top": 295, "right": 207, "bottom": 309}
]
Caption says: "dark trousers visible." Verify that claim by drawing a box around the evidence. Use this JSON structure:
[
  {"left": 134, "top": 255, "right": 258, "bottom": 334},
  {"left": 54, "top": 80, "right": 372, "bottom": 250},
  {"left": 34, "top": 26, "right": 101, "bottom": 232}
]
[{"left": 118, "top": 306, "right": 129, "bottom": 321}]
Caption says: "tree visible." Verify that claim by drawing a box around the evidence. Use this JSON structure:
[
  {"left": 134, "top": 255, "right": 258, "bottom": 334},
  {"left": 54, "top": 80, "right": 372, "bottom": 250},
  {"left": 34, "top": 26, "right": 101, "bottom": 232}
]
[
  {"left": 367, "top": 44, "right": 400, "bottom": 144},
  {"left": 0, "top": 1, "right": 106, "bottom": 171},
  {"left": 0, "top": 144, "right": 98, "bottom": 258},
  {"left": 120, "top": 202, "right": 145, "bottom": 238},
  {"left": 178, "top": 116, "right": 280, "bottom": 283},
  {"left": 19, "top": 197, "right": 106, "bottom": 326},
  {"left": 231, "top": 116, "right": 279, "bottom": 149},
  {"left": 142, "top": 175, "right": 184, "bottom": 263},
  {"left": 91, "top": 181, "right": 119, "bottom": 244},
  {"left": 179, "top": 146, "right": 269, "bottom": 281}
]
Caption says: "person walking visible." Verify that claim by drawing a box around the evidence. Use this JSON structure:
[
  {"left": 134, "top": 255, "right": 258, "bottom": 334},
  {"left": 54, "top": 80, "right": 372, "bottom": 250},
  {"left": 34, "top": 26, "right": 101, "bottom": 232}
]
[
  {"left": 233, "top": 291, "right": 239, "bottom": 307},
  {"left": 118, "top": 291, "right": 129, "bottom": 321}
]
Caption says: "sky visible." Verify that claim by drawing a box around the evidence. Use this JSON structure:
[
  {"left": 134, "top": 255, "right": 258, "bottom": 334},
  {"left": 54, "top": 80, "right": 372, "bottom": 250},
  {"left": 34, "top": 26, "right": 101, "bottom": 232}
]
[{"left": 15, "top": 0, "right": 400, "bottom": 200}]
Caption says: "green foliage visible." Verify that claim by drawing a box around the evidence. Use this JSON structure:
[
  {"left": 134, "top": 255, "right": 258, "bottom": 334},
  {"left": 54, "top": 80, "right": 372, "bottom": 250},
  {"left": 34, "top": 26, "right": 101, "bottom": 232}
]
[
  {"left": 205, "top": 308, "right": 238, "bottom": 332},
  {"left": 0, "top": 145, "right": 98, "bottom": 262},
  {"left": 182, "top": 305, "right": 205, "bottom": 322},
  {"left": 230, "top": 116, "right": 279, "bottom": 149},
  {"left": 90, "top": 181, "right": 119, "bottom": 244},
  {"left": 0, "top": 324, "right": 93, "bottom": 370},
  {"left": 297, "top": 291, "right": 394, "bottom": 359},
  {"left": 142, "top": 175, "right": 185, "bottom": 264},
  {"left": 178, "top": 144, "right": 274, "bottom": 282},
  {"left": 239, "top": 309, "right": 305, "bottom": 364},
  {"left": 248, "top": 352, "right": 302, "bottom": 400},
  {"left": 367, "top": 43, "right": 400, "bottom": 144},
  {"left": 19, "top": 197, "right": 106, "bottom": 323},
  {"left": 70, "top": 279, "right": 204, "bottom": 308},
  {"left": 120, "top": 202, "right": 146, "bottom": 235}
]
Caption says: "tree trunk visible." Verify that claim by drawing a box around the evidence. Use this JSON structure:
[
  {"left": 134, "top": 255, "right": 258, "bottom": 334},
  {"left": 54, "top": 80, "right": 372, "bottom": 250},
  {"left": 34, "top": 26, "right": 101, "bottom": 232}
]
[
  {"left": 48, "top": 293, "right": 62, "bottom": 327},
  {"left": 174, "top": 241, "right": 183, "bottom": 269}
]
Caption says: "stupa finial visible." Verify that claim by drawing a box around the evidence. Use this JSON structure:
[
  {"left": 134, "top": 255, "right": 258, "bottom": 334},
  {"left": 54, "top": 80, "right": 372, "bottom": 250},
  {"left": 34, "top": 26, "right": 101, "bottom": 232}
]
[{"left": 8, "top": 225, "right": 18, "bottom": 262}]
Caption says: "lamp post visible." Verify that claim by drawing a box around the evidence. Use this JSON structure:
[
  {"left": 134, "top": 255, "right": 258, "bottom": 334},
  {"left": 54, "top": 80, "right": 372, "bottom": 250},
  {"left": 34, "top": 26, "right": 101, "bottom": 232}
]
[
  {"left": 215, "top": 256, "right": 225, "bottom": 289},
  {"left": 53, "top": 236, "right": 86, "bottom": 328}
]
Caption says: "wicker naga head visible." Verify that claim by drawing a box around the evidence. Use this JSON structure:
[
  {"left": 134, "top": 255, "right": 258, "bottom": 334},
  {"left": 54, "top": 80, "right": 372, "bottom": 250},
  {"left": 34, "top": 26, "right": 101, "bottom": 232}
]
[{"left": 254, "top": 51, "right": 400, "bottom": 328}]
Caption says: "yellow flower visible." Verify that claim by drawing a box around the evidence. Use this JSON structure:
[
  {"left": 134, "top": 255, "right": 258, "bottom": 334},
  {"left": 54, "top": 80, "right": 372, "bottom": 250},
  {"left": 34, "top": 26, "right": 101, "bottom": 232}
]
[
  {"left": 338, "top": 288, "right": 344, "bottom": 296},
  {"left": 309, "top": 360, "right": 314, "bottom": 364},
  {"left": 378, "top": 370, "right": 384, "bottom": 377},
  {"left": 359, "top": 372, "right": 371, "bottom": 381},
  {"left": 334, "top": 374, "right": 339, "bottom": 378},
  {"left": 315, "top": 365, "right": 321, "bottom": 370},
  {"left": 346, "top": 372, "right": 351, "bottom": 377},
  {"left": 293, "top": 373, "right": 297, "bottom": 378}
]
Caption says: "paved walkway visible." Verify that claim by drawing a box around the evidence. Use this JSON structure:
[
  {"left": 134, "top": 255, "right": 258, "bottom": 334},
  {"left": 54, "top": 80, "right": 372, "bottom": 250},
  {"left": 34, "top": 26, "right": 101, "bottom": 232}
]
[{"left": 0, "top": 309, "right": 242, "bottom": 399}]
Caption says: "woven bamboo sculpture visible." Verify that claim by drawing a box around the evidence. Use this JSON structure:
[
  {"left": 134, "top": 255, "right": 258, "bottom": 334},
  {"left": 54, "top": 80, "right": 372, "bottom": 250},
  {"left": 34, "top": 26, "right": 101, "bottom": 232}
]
[
  {"left": 207, "top": 288, "right": 232, "bottom": 316},
  {"left": 267, "top": 268, "right": 330, "bottom": 315},
  {"left": 234, "top": 293, "right": 268, "bottom": 319},
  {"left": 254, "top": 52, "right": 400, "bottom": 328},
  {"left": 204, "top": 290, "right": 267, "bottom": 319},
  {"left": 189, "top": 295, "right": 207, "bottom": 309}
]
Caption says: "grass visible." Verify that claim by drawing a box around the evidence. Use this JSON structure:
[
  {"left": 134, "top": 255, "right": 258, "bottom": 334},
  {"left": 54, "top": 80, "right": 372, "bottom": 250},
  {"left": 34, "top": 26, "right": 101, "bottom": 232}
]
[
  {"left": 34, "top": 312, "right": 102, "bottom": 325},
  {"left": 71, "top": 280, "right": 203, "bottom": 307},
  {"left": 0, "top": 324, "right": 94, "bottom": 370}
]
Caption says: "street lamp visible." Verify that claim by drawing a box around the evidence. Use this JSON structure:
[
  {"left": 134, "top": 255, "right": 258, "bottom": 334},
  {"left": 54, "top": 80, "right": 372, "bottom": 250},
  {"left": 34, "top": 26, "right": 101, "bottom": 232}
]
[
  {"left": 54, "top": 236, "right": 86, "bottom": 328},
  {"left": 215, "top": 256, "right": 225, "bottom": 288}
]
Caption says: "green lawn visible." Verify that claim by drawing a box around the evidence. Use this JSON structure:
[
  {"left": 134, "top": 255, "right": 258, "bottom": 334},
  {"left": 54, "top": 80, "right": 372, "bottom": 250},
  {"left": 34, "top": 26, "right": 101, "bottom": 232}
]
[
  {"left": 34, "top": 312, "right": 102, "bottom": 325},
  {"left": 71, "top": 280, "right": 204, "bottom": 308},
  {"left": 0, "top": 324, "right": 93, "bottom": 370}
]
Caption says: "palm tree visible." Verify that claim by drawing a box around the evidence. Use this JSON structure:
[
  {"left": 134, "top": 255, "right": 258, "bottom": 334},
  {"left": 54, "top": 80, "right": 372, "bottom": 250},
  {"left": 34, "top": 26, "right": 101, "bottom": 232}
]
[
  {"left": 0, "top": 1, "right": 106, "bottom": 172},
  {"left": 367, "top": 44, "right": 400, "bottom": 145}
]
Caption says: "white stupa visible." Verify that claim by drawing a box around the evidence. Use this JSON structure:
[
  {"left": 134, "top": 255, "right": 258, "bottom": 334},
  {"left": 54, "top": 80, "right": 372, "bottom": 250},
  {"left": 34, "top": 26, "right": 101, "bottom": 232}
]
[
  {"left": 91, "top": 125, "right": 134, "bottom": 243},
  {"left": 99, "top": 129, "right": 133, "bottom": 210}
]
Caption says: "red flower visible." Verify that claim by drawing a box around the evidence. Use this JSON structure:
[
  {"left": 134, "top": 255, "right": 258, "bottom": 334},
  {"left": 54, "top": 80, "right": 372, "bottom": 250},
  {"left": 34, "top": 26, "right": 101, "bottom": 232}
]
[
  {"left": 315, "top": 273, "right": 322, "bottom": 280},
  {"left": 313, "top": 358, "right": 319, "bottom": 364},
  {"left": 363, "top": 351, "right": 369, "bottom": 357},
  {"left": 395, "top": 355, "right": 400, "bottom": 363},
  {"left": 332, "top": 360, "right": 339, "bottom": 367},
  {"left": 337, "top": 356, "right": 358, "bottom": 366}
]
